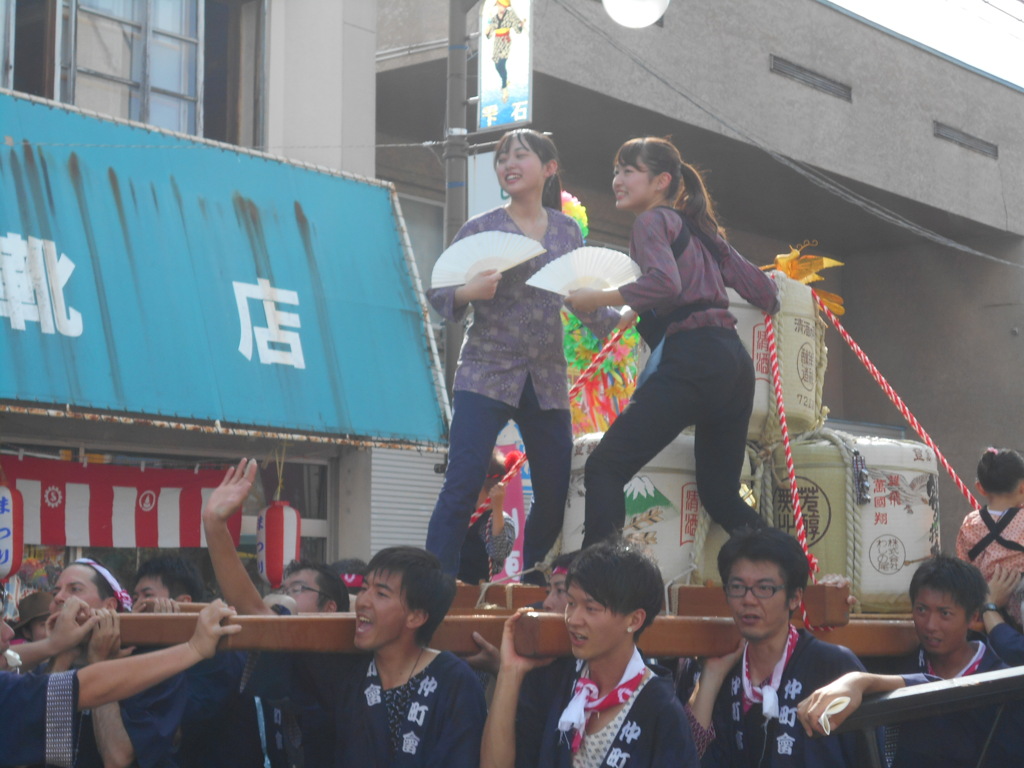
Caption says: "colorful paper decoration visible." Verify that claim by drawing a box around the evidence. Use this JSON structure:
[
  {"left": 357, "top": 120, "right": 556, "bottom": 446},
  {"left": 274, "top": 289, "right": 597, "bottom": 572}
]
[
  {"left": 257, "top": 500, "right": 302, "bottom": 589},
  {"left": 561, "top": 190, "right": 589, "bottom": 240},
  {"left": 562, "top": 310, "right": 641, "bottom": 436}
]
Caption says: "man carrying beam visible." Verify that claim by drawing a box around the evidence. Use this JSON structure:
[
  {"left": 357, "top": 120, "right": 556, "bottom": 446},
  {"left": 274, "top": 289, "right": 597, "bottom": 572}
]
[
  {"left": 203, "top": 458, "right": 487, "bottom": 767},
  {"left": 686, "top": 527, "right": 875, "bottom": 767},
  {"left": 797, "top": 555, "right": 1024, "bottom": 768},
  {"left": 481, "top": 537, "right": 699, "bottom": 767}
]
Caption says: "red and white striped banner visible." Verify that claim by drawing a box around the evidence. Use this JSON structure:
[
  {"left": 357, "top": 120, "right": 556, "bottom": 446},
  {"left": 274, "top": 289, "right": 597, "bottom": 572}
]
[{"left": 1, "top": 456, "right": 239, "bottom": 548}]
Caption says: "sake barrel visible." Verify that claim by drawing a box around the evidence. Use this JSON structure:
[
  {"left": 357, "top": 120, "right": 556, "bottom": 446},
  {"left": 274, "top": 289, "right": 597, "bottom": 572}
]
[
  {"left": 771, "top": 431, "right": 939, "bottom": 612},
  {"left": 688, "top": 445, "right": 772, "bottom": 586},
  {"left": 562, "top": 432, "right": 757, "bottom": 583},
  {"left": 728, "top": 274, "right": 827, "bottom": 444}
]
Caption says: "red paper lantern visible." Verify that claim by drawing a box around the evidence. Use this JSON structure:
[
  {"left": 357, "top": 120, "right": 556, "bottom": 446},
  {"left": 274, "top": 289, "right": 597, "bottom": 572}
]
[
  {"left": 256, "top": 500, "right": 301, "bottom": 589},
  {"left": 0, "top": 482, "right": 24, "bottom": 582}
]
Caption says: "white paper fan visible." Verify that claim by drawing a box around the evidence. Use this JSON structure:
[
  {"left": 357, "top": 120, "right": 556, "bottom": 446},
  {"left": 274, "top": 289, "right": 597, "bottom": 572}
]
[
  {"left": 525, "top": 247, "right": 640, "bottom": 296},
  {"left": 430, "top": 231, "right": 546, "bottom": 289}
]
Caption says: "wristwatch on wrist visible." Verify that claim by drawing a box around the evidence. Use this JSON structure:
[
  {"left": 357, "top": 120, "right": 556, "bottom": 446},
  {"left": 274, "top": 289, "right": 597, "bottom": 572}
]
[{"left": 982, "top": 602, "right": 1001, "bottom": 614}]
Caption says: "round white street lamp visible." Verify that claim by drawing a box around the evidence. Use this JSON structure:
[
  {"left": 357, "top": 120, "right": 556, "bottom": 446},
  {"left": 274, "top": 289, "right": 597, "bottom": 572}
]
[{"left": 601, "top": 0, "right": 672, "bottom": 28}]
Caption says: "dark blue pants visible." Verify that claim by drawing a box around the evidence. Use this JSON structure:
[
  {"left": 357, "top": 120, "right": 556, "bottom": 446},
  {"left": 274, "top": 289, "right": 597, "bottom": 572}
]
[
  {"left": 426, "top": 377, "right": 572, "bottom": 578},
  {"left": 583, "top": 327, "right": 764, "bottom": 547}
]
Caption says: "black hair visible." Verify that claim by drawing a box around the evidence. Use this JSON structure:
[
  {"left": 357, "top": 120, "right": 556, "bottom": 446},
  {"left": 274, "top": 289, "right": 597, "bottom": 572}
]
[
  {"left": 134, "top": 555, "right": 205, "bottom": 601},
  {"left": 550, "top": 550, "right": 580, "bottom": 574},
  {"left": 74, "top": 560, "right": 117, "bottom": 602},
  {"left": 365, "top": 547, "right": 455, "bottom": 645},
  {"left": 483, "top": 450, "right": 506, "bottom": 495},
  {"left": 909, "top": 555, "right": 987, "bottom": 618},
  {"left": 977, "top": 448, "right": 1024, "bottom": 496},
  {"left": 717, "top": 527, "right": 809, "bottom": 598},
  {"left": 566, "top": 538, "right": 663, "bottom": 639},
  {"left": 494, "top": 129, "right": 564, "bottom": 210},
  {"left": 284, "top": 559, "right": 349, "bottom": 612},
  {"left": 615, "top": 136, "right": 723, "bottom": 240},
  {"left": 329, "top": 557, "right": 369, "bottom": 596}
]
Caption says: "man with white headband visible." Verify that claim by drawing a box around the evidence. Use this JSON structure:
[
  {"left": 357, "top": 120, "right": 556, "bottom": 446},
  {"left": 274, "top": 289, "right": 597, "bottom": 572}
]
[
  {"left": 686, "top": 527, "right": 873, "bottom": 767},
  {"left": 0, "top": 579, "right": 239, "bottom": 768},
  {"left": 481, "top": 538, "right": 699, "bottom": 767},
  {"left": 15, "top": 558, "right": 190, "bottom": 768}
]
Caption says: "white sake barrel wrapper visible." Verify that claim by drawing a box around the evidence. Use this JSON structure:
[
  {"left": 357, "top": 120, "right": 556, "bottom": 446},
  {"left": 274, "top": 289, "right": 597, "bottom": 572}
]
[
  {"left": 688, "top": 445, "right": 772, "bottom": 587},
  {"left": 771, "top": 431, "right": 940, "bottom": 613},
  {"left": 563, "top": 432, "right": 759, "bottom": 584},
  {"left": 728, "top": 273, "right": 827, "bottom": 444}
]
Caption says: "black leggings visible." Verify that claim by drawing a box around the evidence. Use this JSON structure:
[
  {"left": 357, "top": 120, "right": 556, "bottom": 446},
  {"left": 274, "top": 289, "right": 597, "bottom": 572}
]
[
  {"left": 495, "top": 58, "right": 508, "bottom": 89},
  {"left": 583, "top": 327, "right": 764, "bottom": 547}
]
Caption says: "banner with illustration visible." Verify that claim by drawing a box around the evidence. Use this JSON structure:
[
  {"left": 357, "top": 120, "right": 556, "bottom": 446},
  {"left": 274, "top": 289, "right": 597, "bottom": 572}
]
[{"left": 477, "top": 0, "right": 533, "bottom": 132}]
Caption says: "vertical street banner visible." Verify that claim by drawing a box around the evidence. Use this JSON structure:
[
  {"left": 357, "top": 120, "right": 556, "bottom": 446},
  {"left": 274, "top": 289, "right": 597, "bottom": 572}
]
[{"left": 477, "top": 0, "right": 533, "bottom": 132}]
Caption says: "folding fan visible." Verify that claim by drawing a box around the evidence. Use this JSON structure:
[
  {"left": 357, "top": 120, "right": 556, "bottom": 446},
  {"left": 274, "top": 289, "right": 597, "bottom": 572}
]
[
  {"left": 525, "top": 247, "right": 640, "bottom": 296},
  {"left": 430, "top": 231, "right": 546, "bottom": 289}
]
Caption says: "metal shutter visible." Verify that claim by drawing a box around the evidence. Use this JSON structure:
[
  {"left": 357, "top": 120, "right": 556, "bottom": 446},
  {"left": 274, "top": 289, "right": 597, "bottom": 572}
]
[{"left": 370, "top": 447, "right": 445, "bottom": 554}]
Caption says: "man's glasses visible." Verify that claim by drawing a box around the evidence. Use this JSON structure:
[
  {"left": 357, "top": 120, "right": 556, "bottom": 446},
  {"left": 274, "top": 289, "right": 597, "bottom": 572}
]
[{"left": 724, "top": 582, "right": 785, "bottom": 600}]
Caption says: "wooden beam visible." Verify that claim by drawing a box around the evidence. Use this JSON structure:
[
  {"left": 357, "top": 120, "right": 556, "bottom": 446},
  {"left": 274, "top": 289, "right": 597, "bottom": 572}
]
[
  {"left": 672, "top": 584, "right": 851, "bottom": 627},
  {"left": 118, "top": 611, "right": 916, "bottom": 658},
  {"left": 448, "top": 583, "right": 547, "bottom": 612}
]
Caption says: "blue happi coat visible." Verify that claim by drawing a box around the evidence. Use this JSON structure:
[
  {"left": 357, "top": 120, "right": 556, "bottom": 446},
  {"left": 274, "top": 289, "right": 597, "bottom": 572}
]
[
  {"left": 333, "top": 650, "right": 486, "bottom": 768},
  {"left": 704, "top": 629, "right": 871, "bottom": 768},
  {"left": 892, "top": 640, "right": 1024, "bottom": 768},
  {"left": 516, "top": 656, "right": 699, "bottom": 768}
]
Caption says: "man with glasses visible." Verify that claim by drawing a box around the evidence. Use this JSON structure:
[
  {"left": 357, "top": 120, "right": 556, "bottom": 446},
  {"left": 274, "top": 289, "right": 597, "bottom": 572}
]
[{"left": 684, "top": 527, "right": 873, "bottom": 767}]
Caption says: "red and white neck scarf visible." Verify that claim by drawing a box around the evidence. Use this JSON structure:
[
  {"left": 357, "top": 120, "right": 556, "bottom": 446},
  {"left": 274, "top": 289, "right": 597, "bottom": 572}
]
[
  {"left": 741, "top": 625, "right": 799, "bottom": 718},
  {"left": 558, "top": 647, "right": 646, "bottom": 753},
  {"left": 927, "top": 640, "right": 986, "bottom": 678}
]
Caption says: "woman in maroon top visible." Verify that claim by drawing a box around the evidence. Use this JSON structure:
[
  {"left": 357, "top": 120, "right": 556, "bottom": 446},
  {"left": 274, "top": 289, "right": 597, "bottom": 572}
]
[{"left": 566, "top": 137, "right": 780, "bottom": 546}]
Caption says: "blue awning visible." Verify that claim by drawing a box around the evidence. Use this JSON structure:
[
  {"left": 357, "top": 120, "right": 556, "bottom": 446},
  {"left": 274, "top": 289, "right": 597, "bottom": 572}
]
[{"left": 0, "top": 91, "right": 447, "bottom": 446}]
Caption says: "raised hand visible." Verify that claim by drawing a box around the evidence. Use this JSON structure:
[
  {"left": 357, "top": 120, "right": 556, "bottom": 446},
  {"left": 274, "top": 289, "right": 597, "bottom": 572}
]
[{"left": 203, "top": 458, "right": 258, "bottom": 524}]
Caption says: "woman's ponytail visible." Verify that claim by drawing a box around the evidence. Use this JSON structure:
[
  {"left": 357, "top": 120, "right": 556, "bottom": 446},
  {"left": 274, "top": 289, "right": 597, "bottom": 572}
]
[{"left": 678, "top": 161, "right": 722, "bottom": 240}]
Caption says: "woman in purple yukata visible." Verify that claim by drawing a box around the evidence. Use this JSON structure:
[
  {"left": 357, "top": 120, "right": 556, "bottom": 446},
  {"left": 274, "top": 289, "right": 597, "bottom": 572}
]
[
  {"left": 426, "top": 129, "right": 619, "bottom": 581},
  {"left": 565, "top": 137, "right": 779, "bottom": 546}
]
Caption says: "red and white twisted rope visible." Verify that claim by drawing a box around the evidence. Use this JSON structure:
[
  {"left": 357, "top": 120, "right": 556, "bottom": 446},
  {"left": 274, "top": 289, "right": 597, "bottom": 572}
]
[
  {"left": 811, "top": 291, "right": 978, "bottom": 510},
  {"left": 467, "top": 326, "right": 630, "bottom": 527},
  {"left": 764, "top": 312, "right": 821, "bottom": 630}
]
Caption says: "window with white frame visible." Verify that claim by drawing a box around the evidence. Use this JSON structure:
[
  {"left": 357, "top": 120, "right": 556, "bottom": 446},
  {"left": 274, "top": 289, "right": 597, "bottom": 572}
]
[{"left": 62, "top": 0, "right": 202, "bottom": 134}]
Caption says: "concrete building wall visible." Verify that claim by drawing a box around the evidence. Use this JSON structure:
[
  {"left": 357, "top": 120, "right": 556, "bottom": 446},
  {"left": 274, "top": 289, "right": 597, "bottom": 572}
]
[
  {"left": 266, "top": 0, "right": 377, "bottom": 176},
  {"left": 532, "top": 0, "right": 1022, "bottom": 234}
]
